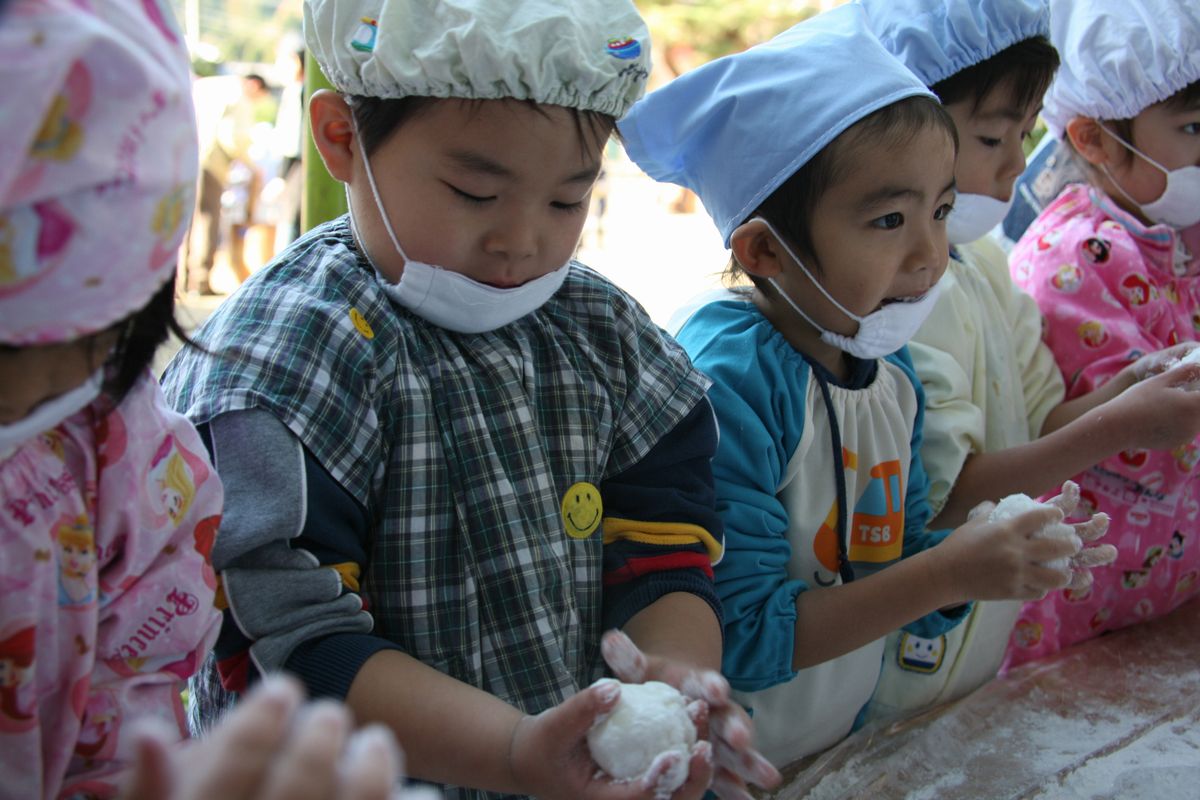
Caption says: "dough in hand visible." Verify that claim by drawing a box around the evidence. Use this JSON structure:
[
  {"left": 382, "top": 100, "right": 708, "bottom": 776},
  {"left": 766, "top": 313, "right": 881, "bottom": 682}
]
[
  {"left": 989, "top": 493, "right": 1080, "bottom": 569},
  {"left": 587, "top": 680, "right": 696, "bottom": 791}
]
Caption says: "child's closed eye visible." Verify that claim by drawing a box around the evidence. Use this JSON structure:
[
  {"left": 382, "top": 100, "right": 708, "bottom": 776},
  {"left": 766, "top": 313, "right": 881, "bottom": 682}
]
[
  {"left": 445, "top": 183, "right": 495, "bottom": 205},
  {"left": 977, "top": 136, "right": 1003, "bottom": 148},
  {"left": 550, "top": 199, "right": 587, "bottom": 214}
]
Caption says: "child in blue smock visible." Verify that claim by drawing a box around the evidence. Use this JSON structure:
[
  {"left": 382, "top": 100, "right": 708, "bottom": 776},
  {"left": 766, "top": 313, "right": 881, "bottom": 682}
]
[{"left": 620, "top": 4, "right": 1095, "bottom": 768}]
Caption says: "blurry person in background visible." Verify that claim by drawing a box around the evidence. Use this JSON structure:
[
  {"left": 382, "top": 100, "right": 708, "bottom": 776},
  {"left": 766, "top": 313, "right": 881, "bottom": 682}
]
[{"left": 188, "top": 74, "right": 273, "bottom": 295}]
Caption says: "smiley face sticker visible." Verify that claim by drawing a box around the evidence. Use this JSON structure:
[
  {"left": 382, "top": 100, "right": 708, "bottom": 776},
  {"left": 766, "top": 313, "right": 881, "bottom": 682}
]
[
  {"left": 349, "top": 307, "right": 374, "bottom": 339},
  {"left": 561, "top": 482, "right": 602, "bottom": 539}
]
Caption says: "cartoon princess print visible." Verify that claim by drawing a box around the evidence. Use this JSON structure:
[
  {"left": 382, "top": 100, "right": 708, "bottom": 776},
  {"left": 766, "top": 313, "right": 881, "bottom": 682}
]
[
  {"left": 1012, "top": 619, "right": 1044, "bottom": 649},
  {"left": 1169, "top": 530, "right": 1186, "bottom": 560},
  {"left": 0, "top": 202, "right": 75, "bottom": 294},
  {"left": 1080, "top": 237, "right": 1111, "bottom": 264},
  {"left": 70, "top": 689, "right": 121, "bottom": 769},
  {"left": 56, "top": 514, "right": 97, "bottom": 607},
  {"left": 1051, "top": 262, "right": 1084, "bottom": 292},
  {"left": 146, "top": 435, "right": 209, "bottom": 528},
  {"left": 1077, "top": 320, "right": 1110, "bottom": 348},
  {"left": 0, "top": 624, "right": 37, "bottom": 732}
]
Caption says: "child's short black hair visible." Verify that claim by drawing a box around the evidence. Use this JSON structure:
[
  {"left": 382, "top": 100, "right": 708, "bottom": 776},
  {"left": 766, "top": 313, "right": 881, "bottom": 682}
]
[
  {"left": 930, "top": 36, "right": 1060, "bottom": 116},
  {"left": 347, "top": 95, "right": 615, "bottom": 159},
  {"left": 727, "top": 95, "right": 957, "bottom": 287}
]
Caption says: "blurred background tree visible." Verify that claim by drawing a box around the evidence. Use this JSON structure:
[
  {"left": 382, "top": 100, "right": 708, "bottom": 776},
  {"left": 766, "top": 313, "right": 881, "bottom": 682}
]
[
  {"left": 170, "top": 0, "right": 302, "bottom": 67},
  {"left": 171, "top": 0, "right": 845, "bottom": 76},
  {"left": 638, "top": 1, "right": 827, "bottom": 64}
]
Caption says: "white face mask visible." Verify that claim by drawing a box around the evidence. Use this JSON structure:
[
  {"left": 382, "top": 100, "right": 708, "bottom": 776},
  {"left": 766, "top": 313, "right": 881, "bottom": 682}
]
[
  {"left": 348, "top": 123, "right": 570, "bottom": 334},
  {"left": 0, "top": 370, "right": 102, "bottom": 459},
  {"left": 946, "top": 193, "right": 1014, "bottom": 245},
  {"left": 757, "top": 217, "right": 942, "bottom": 360},
  {"left": 1100, "top": 125, "right": 1200, "bottom": 229}
]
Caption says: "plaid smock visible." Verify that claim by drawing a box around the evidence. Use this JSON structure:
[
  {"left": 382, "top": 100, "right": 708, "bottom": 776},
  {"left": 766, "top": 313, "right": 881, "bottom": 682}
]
[{"left": 163, "top": 216, "right": 712, "bottom": 722}]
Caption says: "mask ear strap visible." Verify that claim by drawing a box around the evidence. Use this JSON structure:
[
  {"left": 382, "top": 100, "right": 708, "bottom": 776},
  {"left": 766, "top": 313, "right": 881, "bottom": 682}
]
[
  {"left": 349, "top": 109, "right": 411, "bottom": 262},
  {"left": 754, "top": 217, "right": 862, "bottom": 324},
  {"left": 1099, "top": 162, "right": 1146, "bottom": 212},
  {"left": 768, "top": 277, "right": 827, "bottom": 335},
  {"left": 1097, "top": 124, "right": 1171, "bottom": 175}
]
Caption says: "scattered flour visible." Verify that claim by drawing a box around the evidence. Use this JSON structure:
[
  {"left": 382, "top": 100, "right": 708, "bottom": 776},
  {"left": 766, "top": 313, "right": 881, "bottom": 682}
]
[
  {"left": 588, "top": 680, "right": 696, "bottom": 795},
  {"left": 989, "top": 493, "right": 1080, "bottom": 569}
]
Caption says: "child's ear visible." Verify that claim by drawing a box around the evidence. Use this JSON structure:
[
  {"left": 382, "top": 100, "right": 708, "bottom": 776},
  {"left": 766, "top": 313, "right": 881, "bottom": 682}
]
[
  {"left": 1065, "top": 116, "right": 1114, "bottom": 167},
  {"left": 730, "top": 219, "right": 785, "bottom": 279},
  {"left": 309, "top": 89, "right": 356, "bottom": 183}
]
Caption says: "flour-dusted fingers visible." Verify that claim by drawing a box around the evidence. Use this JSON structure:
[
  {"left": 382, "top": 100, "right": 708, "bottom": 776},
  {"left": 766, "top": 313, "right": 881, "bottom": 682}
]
[
  {"left": 1073, "top": 543, "right": 1118, "bottom": 569},
  {"left": 600, "top": 629, "right": 649, "bottom": 683},
  {"left": 1044, "top": 480, "right": 1080, "bottom": 516},
  {"left": 338, "top": 725, "right": 402, "bottom": 800},
  {"left": 1072, "top": 512, "right": 1111, "bottom": 544},
  {"left": 258, "top": 700, "right": 352, "bottom": 800}
]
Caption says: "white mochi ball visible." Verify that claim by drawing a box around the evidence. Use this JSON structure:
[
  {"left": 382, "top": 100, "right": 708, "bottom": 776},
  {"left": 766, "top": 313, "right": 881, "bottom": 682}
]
[
  {"left": 990, "top": 493, "right": 1080, "bottom": 569},
  {"left": 587, "top": 680, "right": 696, "bottom": 791}
]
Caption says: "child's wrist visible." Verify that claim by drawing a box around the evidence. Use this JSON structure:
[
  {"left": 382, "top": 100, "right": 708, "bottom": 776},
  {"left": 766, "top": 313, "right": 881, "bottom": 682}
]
[
  {"left": 505, "top": 714, "right": 533, "bottom": 794},
  {"left": 1086, "top": 400, "right": 1133, "bottom": 453},
  {"left": 923, "top": 544, "right": 964, "bottom": 608}
]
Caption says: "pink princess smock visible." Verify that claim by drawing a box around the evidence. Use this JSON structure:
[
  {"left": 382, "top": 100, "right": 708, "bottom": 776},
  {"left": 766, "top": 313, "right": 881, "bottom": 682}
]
[
  {"left": 1006, "top": 183, "right": 1200, "bottom": 667},
  {"left": 0, "top": 373, "right": 222, "bottom": 799}
]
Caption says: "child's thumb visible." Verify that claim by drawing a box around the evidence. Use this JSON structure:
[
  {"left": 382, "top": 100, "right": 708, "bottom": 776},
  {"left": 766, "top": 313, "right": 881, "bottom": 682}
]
[
  {"left": 534, "top": 678, "right": 623, "bottom": 750},
  {"left": 577, "top": 678, "right": 622, "bottom": 729}
]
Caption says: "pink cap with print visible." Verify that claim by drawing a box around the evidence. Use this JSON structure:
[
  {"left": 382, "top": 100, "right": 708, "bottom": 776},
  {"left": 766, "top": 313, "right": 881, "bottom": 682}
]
[{"left": 0, "top": 0, "right": 198, "bottom": 345}]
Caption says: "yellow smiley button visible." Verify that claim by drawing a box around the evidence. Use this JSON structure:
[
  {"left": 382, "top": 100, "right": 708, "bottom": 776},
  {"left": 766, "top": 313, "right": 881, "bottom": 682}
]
[
  {"left": 349, "top": 307, "right": 374, "bottom": 339},
  {"left": 561, "top": 482, "right": 602, "bottom": 539}
]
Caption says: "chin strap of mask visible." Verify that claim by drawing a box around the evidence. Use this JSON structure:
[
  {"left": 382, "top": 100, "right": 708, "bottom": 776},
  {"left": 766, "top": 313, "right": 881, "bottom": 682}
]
[{"left": 812, "top": 367, "right": 855, "bottom": 585}]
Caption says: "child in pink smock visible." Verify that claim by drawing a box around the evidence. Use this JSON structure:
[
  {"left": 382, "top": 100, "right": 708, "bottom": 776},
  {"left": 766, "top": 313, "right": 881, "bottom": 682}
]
[
  {"left": 1007, "top": 0, "right": 1200, "bottom": 666},
  {"left": 1, "top": 4, "right": 439, "bottom": 798},
  {"left": 0, "top": 2, "right": 223, "bottom": 795}
]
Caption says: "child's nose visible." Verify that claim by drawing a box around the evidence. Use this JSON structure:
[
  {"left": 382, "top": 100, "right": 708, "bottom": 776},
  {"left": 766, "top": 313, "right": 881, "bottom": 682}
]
[
  {"left": 908, "top": 220, "right": 947, "bottom": 276},
  {"left": 1002, "top": 139, "right": 1027, "bottom": 185},
  {"left": 483, "top": 210, "right": 538, "bottom": 262}
]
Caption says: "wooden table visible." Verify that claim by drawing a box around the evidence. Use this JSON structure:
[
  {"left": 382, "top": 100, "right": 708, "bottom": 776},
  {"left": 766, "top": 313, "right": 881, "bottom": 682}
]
[{"left": 768, "top": 598, "right": 1200, "bottom": 799}]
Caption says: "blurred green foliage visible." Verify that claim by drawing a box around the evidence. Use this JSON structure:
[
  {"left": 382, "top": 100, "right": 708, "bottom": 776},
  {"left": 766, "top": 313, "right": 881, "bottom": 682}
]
[
  {"left": 1025, "top": 120, "right": 1048, "bottom": 157},
  {"left": 171, "top": 0, "right": 302, "bottom": 66},
  {"left": 637, "top": 1, "right": 827, "bottom": 62}
]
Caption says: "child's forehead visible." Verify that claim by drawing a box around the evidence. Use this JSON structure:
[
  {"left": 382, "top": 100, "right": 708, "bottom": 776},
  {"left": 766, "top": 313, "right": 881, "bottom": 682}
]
[
  {"left": 961, "top": 80, "right": 1041, "bottom": 123},
  {"left": 825, "top": 123, "right": 956, "bottom": 204}
]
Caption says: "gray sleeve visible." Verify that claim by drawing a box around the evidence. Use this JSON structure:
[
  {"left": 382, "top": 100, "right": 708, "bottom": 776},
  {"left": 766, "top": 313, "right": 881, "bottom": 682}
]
[{"left": 208, "top": 409, "right": 377, "bottom": 677}]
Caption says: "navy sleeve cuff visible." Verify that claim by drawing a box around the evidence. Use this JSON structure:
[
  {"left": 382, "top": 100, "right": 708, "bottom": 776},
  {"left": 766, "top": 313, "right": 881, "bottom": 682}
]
[
  {"left": 603, "top": 568, "right": 724, "bottom": 637},
  {"left": 284, "top": 633, "right": 402, "bottom": 700}
]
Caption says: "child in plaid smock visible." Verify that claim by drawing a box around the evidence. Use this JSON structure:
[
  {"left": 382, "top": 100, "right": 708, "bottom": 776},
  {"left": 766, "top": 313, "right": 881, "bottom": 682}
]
[{"left": 162, "top": 1, "right": 779, "bottom": 798}]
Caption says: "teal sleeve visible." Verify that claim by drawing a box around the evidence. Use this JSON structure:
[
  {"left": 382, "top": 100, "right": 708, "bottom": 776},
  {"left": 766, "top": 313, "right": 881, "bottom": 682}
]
[
  {"left": 678, "top": 306, "right": 810, "bottom": 692},
  {"left": 888, "top": 347, "right": 972, "bottom": 638}
]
